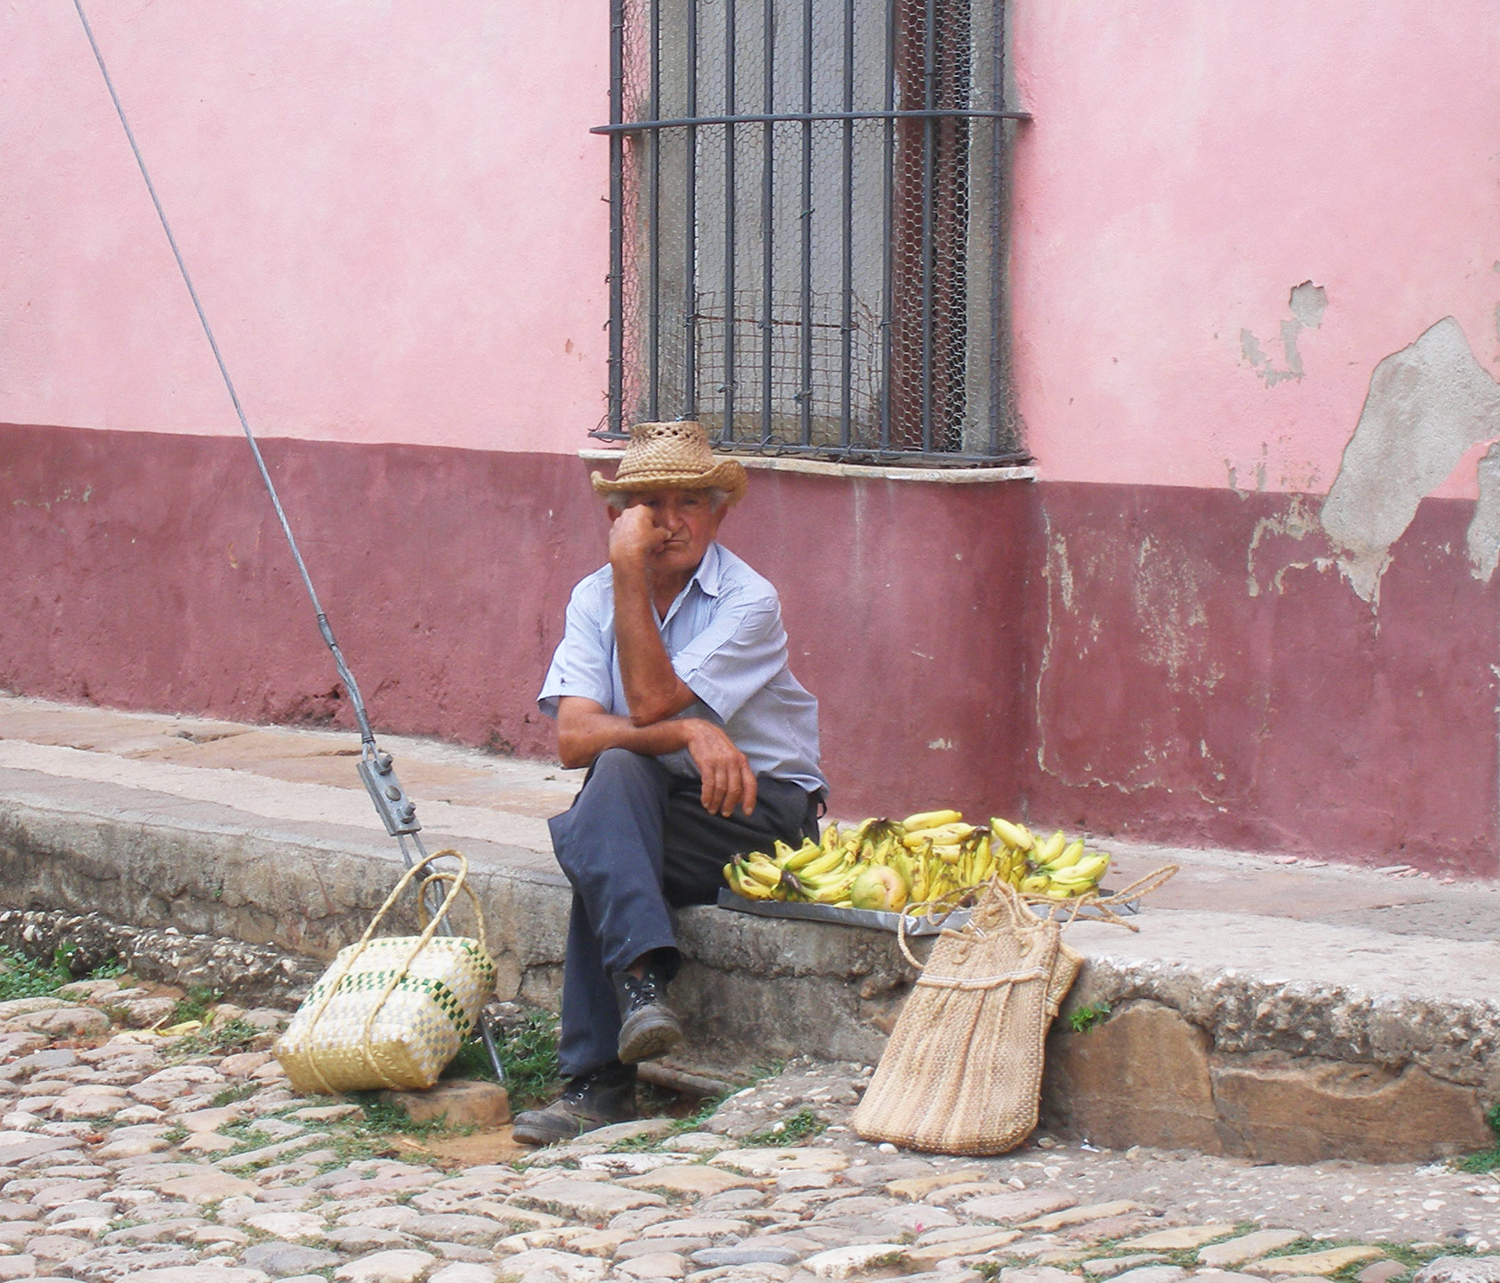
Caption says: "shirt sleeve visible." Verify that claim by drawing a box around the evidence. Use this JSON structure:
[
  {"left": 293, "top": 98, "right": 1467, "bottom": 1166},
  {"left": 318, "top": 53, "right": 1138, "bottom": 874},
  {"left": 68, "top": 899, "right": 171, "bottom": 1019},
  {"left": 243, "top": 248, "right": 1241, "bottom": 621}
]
[
  {"left": 537, "top": 579, "right": 616, "bottom": 719},
  {"left": 670, "top": 590, "right": 789, "bottom": 724}
]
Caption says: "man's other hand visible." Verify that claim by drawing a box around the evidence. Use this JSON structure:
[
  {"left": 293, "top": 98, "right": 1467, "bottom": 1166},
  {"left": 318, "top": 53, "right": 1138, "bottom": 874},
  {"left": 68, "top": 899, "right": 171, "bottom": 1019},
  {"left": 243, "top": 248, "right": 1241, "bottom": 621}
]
[{"left": 682, "top": 719, "right": 758, "bottom": 817}]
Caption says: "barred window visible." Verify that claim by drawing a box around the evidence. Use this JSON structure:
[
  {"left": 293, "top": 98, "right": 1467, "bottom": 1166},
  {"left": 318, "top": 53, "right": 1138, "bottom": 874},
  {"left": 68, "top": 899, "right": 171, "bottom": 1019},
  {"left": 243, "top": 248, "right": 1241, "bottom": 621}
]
[{"left": 595, "top": 0, "right": 1028, "bottom": 464}]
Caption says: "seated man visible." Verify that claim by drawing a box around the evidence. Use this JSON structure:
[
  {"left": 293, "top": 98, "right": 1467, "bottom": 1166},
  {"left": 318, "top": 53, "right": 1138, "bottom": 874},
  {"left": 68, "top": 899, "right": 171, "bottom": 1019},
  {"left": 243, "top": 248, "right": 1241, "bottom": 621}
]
[{"left": 512, "top": 420, "right": 825, "bottom": 1146}]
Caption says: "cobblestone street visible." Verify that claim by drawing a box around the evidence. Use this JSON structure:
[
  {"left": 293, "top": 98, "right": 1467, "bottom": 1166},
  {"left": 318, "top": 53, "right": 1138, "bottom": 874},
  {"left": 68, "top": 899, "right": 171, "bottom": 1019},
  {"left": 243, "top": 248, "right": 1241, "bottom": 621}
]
[{"left": 0, "top": 977, "right": 1496, "bottom": 1283}]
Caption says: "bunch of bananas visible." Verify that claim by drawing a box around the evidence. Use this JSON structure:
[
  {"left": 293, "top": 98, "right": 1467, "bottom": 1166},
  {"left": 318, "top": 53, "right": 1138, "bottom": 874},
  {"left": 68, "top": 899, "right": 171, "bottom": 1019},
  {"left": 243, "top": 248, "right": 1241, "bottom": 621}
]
[
  {"left": 991, "top": 818, "right": 1111, "bottom": 899},
  {"left": 723, "top": 809, "right": 1112, "bottom": 915}
]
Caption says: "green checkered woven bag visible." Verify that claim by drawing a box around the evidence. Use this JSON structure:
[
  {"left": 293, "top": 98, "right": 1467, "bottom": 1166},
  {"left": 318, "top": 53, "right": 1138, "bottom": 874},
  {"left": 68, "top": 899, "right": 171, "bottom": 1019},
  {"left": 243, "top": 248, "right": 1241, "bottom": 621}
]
[{"left": 275, "top": 850, "right": 496, "bottom": 1094}]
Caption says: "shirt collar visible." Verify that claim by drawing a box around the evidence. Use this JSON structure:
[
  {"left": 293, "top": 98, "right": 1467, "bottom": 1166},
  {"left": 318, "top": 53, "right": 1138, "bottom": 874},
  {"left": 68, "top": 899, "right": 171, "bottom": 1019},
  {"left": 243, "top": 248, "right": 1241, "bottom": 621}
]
[{"left": 660, "top": 541, "right": 723, "bottom": 626}]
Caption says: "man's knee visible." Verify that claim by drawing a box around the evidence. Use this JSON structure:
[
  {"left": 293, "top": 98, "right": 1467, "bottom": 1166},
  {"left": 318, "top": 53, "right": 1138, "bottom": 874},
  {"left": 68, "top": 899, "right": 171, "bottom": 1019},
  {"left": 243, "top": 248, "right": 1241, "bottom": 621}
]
[
  {"left": 583, "top": 748, "right": 662, "bottom": 794},
  {"left": 553, "top": 748, "right": 672, "bottom": 885}
]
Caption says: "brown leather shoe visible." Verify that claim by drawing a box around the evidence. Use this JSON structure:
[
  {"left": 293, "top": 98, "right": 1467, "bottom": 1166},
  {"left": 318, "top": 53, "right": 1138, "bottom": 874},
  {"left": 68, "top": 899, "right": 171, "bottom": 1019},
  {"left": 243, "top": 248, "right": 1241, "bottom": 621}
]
[
  {"left": 613, "top": 963, "right": 683, "bottom": 1064},
  {"left": 511, "top": 1062, "right": 637, "bottom": 1147}
]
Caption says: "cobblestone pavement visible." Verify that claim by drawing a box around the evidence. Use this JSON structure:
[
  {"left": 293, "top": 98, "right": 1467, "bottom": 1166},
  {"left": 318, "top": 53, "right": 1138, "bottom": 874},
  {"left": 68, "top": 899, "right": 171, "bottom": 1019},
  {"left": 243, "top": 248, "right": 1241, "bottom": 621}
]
[{"left": 0, "top": 980, "right": 1496, "bottom": 1283}]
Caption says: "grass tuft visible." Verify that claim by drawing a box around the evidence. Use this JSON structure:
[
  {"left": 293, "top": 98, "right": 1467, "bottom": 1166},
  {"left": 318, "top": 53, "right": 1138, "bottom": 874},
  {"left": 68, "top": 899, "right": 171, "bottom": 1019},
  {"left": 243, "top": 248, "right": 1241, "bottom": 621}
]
[
  {"left": 1457, "top": 1103, "right": 1500, "bottom": 1173},
  {"left": 740, "top": 1107, "right": 826, "bottom": 1147},
  {"left": 444, "top": 1008, "right": 561, "bottom": 1109},
  {"left": 0, "top": 945, "right": 124, "bottom": 1001},
  {"left": 169, "top": 986, "right": 223, "bottom": 1026}
]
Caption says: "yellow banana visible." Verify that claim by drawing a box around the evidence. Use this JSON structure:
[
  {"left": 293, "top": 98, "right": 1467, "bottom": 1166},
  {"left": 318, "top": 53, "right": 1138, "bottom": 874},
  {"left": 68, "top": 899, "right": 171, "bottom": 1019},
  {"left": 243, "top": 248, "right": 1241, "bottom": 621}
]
[
  {"left": 742, "top": 855, "right": 784, "bottom": 888},
  {"left": 901, "top": 808, "right": 964, "bottom": 832},
  {"left": 1051, "top": 853, "right": 1109, "bottom": 886},
  {"left": 990, "top": 817, "right": 1034, "bottom": 851},
  {"left": 793, "top": 845, "right": 849, "bottom": 880},
  {"left": 1047, "top": 839, "right": 1086, "bottom": 872},
  {"left": 1036, "top": 830, "right": 1067, "bottom": 866},
  {"left": 801, "top": 870, "right": 859, "bottom": 904},
  {"left": 842, "top": 817, "right": 885, "bottom": 850},
  {"left": 781, "top": 839, "right": 824, "bottom": 871},
  {"left": 931, "top": 842, "right": 963, "bottom": 865},
  {"left": 821, "top": 822, "right": 841, "bottom": 854},
  {"left": 908, "top": 845, "right": 932, "bottom": 900},
  {"left": 728, "top": 862, "right": 777, "bottom": 900},
  {"left": 965, "top": 835, "right": 994, "bottom": 886},
  {"left": 1019, "top": 873, "right": 1053, "bottom": 894}
]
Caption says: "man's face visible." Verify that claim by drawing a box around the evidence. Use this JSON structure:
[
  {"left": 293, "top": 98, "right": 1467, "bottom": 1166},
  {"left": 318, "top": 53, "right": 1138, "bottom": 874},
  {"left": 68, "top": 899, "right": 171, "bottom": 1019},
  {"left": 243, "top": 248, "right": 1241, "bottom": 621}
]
[{"left": 619, "top": 488, "right": 726, "bottom": 577}]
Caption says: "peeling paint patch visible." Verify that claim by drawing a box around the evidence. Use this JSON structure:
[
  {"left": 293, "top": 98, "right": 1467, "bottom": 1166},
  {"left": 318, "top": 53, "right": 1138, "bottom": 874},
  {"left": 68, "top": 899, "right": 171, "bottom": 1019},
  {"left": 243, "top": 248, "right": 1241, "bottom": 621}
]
[
  {"left": 1321, "top": 317, "right": 1500, "bottom": 602},
  {"left": 1132, "top": 551, "right": 1210, "bottom": 685},
  {"left": 927, "top": 738, "right": 954, "bottom": 751},
  {"left": 1246, "top": 495, "right": 1324, "bottom": 597},
  {"left": 1053, "top": 532, "right": 1075, "bottom": 612},
  {"left": 1242, "top": 281, "right": 1327, "bottom": 386},
  {"left": 1468, "top": 443, "right": 1500, "bottom": 581}
]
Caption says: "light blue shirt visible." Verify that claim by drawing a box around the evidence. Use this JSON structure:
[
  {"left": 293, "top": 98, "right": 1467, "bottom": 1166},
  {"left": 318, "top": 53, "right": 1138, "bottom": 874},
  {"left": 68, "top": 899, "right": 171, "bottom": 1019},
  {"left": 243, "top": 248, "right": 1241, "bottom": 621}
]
[{"left": 538, "top": 542, "right": 825, "bottom": 795}]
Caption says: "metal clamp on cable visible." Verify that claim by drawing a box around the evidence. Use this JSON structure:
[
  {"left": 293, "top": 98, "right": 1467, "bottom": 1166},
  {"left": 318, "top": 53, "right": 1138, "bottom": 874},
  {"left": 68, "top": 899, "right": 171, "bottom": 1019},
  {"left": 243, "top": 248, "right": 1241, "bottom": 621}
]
[{"left": 358, "top": 749, "right": 423, "bottom": 837}]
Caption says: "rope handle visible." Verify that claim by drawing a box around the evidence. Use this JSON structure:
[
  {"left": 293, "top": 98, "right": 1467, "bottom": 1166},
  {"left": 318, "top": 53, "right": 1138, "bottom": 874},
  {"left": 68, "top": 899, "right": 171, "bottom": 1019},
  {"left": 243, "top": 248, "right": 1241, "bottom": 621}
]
[
  {"left": 894, "top": 863, "right": 1181, "bottom": 966},
  {"left": 413, "top": 870, "right": 491, "bottom": 959},
  {"left": 297, "top": 849, "right": 486, "bottom": 1094},
  {"left": 894, "top": 895, "right": 969, "bottom": 968},
  {"left": 1093, "top": 863, "right": 1179, "bottom": 907},
  {"left": 1020, "top": 863, "right": 1179, "bottom": 931}
]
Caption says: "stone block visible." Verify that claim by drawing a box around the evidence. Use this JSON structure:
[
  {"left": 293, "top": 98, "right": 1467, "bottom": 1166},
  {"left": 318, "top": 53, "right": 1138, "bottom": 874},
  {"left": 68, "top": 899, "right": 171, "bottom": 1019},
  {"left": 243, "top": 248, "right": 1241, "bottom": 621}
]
[
  {"left": 803, "top": 1243, "right": 910, "bottom": 1278},
  {"left": 1119, "top": 1224, "right": 1236, "bottom": 1251},
  {"left": 957, "top": 1191, "right": 1076, "bottom": 1224},
  {"left": 509, "top": 1178, "right": 666, "bottom": 1222},
  {"left": 1415, "top": 1258, "right": 1500, "bottom": 1283},
  {"left": 380, "top": 1080, "right": 510, "bottom": 1128},
  {"left": 334, "top": 1250, "right": 440, "bottom": 1283},
  {"left": 903, "top": 1229, "right": 1024, "bottom": 1271},
  {"left": 1042, "top": 1001, "right": 1222, "bottom": 1153},
  {"left": 885, "top": 1169, "right": 995, "bottom": 1200},
  {"left": 1197, "top": 1229, "right": 1307, "bottom": 1269},
  {"left": 1021, "top": 1201, "right": 1141, "bottom": 1232},
  {"left": 1211, "top": 1053, "right": 1492, "bottom": 1163},
  {"left": 619, "top": 1166, "right": 760, "bottom": 1197},
  {"left": 1242, "top": 1247, "right": 1388, "bottom": 1277},
  {"left": 488, "top": 1247, "right": 606, "bottom": 1281}
]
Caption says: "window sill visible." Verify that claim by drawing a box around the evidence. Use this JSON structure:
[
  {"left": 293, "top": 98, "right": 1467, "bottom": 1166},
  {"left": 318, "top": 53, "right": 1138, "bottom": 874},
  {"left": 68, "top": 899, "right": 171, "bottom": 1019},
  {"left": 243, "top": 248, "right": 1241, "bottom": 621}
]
[{"left": 577, "top": 448, "right": 1035, "bottom": 484}]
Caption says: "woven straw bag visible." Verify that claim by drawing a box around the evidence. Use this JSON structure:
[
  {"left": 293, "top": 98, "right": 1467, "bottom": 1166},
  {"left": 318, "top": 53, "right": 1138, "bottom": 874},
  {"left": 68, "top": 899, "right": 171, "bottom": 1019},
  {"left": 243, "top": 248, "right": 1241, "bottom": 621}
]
[
  {"left": 851, "top": 879, "right": 1084, "bottom": 1155},
  {"left": 275, "top": 850, "right": 496, "bottom": 1095}
]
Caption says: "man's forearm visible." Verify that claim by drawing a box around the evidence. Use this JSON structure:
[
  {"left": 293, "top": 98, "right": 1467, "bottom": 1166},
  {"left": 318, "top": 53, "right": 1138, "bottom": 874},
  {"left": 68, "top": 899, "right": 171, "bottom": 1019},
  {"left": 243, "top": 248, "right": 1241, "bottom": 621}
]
[
  {"left": 612, "top": 563, "right": 695, "bottom": 725},
  {"left": 557, "top": 706, "right": 693, "bottom": 770}
]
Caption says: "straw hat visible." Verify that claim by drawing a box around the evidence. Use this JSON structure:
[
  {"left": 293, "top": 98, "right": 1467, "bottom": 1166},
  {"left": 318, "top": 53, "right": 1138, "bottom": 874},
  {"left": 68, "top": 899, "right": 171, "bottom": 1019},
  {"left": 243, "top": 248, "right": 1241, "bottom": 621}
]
[{"left": 590, "top": 421, "right": 748, "bottom": 507}]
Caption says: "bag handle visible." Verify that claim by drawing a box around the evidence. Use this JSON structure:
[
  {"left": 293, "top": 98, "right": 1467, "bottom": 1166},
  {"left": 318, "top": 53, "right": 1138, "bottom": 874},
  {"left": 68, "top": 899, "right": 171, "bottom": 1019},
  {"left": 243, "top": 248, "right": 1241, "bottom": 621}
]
[
  {"left": 414, "top": 870, "right": 491, "bottom": 958},
  {"left": 1027, "top": 863, "right": 1179, "bottom": 931},
  {"left": 895, "top": 863, "right": 1181, "bottom": 966},
  {"left": 297, "top": 849, "right": 487, "bottom": 1095},
  {"left": 894, "top": 896, "right": 969, "bottom": 968}
]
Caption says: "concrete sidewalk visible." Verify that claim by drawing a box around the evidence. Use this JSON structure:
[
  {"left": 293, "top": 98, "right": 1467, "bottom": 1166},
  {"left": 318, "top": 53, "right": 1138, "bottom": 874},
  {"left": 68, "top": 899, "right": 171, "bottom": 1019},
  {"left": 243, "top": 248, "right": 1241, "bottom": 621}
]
[{"left": 1, "top": 692, "right": 1497, "bottom": 1165}]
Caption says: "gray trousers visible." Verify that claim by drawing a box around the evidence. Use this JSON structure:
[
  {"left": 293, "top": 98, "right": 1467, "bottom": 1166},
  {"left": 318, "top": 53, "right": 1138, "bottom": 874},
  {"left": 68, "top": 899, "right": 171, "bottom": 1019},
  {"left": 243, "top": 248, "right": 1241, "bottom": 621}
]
[{"left": 549, "top": 747, "right": 820, "bottom": 1077}]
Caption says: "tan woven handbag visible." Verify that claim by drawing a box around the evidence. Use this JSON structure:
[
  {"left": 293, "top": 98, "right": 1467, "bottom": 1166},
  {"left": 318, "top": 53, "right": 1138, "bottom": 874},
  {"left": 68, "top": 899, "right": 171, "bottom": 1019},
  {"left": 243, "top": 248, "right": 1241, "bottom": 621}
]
[
  {"left": 852, "top": 879, "right": 1083, "bottom": 1155},
  {"left": 853, "top": 869, "right": 1176, "bottom": 1155},
  {"left": 275, "top": 850, "right": 496, "bottom": 1095}
]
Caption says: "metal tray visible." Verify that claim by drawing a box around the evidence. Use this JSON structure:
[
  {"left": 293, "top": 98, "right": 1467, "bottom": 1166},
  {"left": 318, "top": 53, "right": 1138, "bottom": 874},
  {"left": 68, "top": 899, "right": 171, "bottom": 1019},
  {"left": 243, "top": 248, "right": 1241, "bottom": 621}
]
[{"left": 715, "top": 888, "right": 1138, "bottom": 934}]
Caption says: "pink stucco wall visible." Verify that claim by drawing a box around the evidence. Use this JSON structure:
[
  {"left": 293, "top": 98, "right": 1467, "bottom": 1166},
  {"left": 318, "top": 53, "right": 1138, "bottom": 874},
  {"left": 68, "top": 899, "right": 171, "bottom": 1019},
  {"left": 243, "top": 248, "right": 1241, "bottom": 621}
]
[
  {"left": 1008, "top": 3, "right": 1500, "bottom": 500},
  {"left": 9, "top": 1, "right": 1500, "bottom": 873},
  {"left": 0, "top": 1, "right": 609, "bottom": 453}
]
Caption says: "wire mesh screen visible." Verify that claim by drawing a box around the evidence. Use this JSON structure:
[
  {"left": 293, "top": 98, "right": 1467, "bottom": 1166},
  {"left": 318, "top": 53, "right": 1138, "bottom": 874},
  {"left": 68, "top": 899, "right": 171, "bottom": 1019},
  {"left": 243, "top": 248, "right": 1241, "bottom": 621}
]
[{"left": 599, "top": 0, "right": 1023, "bottom": 463}]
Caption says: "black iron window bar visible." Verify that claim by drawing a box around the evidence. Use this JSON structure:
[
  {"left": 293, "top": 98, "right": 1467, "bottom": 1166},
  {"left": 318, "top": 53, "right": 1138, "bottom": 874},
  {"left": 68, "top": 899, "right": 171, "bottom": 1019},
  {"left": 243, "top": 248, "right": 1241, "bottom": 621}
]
[{"left": 594, "top": 0, "right": 1031, "bottom": 467}]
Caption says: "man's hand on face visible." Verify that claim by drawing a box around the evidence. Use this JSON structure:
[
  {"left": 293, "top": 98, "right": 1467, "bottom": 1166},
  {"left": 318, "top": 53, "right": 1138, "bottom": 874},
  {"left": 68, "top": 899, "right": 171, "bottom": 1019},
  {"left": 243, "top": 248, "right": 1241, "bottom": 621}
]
[
  {"left": 608, "top": 503, "right": 670, "bottom": 572},
  {"left": 681, "top": 719, "right": 758, "bottom": 817}
]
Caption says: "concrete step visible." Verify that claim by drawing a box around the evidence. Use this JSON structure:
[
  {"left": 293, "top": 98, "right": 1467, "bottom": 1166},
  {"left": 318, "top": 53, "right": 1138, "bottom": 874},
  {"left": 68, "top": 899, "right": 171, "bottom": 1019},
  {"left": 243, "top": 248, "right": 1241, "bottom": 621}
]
[{"left": 0, "top": 692, "right": 1496, "bottom": 1165}]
